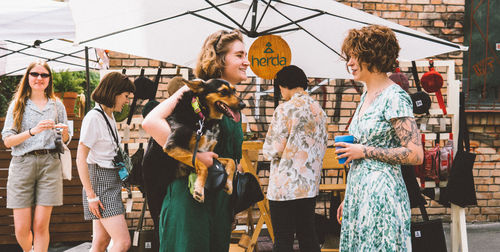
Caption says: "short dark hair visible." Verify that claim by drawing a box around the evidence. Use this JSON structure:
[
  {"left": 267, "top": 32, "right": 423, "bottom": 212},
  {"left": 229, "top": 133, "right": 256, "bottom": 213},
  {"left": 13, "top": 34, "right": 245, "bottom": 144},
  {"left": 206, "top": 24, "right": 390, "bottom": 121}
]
[
  {"left": 92, "top": 72, "right": 135, "bottom": 107},
  {"left": 274, "top": 65, "right": 308, "bottom": 90},
  {"left": 341, "top": 25, "right": 399, "bottom": 73}
]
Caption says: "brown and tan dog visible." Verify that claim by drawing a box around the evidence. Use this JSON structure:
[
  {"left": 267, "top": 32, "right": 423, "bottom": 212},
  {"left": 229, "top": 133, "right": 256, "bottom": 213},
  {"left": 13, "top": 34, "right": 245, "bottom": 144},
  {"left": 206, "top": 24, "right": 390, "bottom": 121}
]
[{"left": 163, "top": 78, "right": 245, "bottom": 203}]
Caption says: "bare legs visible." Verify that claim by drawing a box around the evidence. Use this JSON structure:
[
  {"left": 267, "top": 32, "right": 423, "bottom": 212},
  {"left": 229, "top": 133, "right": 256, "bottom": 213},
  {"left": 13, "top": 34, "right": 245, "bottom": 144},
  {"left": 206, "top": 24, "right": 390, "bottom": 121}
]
[
  {"left": 13, "top": 206, "right": 53, "bottom": 252},
  {"left": 90, "top": 214, "right": 130, "bottom": 252}
]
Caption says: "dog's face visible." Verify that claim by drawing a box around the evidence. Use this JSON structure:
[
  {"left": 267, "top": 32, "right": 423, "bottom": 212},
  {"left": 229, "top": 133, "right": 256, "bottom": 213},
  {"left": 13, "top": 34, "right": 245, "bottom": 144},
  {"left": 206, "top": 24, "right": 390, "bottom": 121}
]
[{"left": 183, "top": 78, "right": 246, "bottom": 122}]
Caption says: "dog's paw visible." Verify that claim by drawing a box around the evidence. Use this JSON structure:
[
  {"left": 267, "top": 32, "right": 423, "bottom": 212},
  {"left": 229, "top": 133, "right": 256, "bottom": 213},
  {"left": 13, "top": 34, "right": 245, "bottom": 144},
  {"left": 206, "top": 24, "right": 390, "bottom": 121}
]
[
  {"left": 193, "top": 189, "right": 205, "bottom": 203},
  {"left": 224, "top": 181, "right": 233, "bottom": 195}
]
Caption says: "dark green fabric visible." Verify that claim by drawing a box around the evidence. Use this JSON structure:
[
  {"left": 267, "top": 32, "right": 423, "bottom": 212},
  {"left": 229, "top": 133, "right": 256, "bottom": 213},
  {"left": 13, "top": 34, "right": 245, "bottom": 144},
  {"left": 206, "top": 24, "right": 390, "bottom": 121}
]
[
  {"left": 213, "top": 115, "right": 243, "bottom": 161},
  {"left": 159, "top": 177, "right": 232, "bottom": 252},
  {"left": 159, "top": 115, "right": 243, "bottom": 252}
]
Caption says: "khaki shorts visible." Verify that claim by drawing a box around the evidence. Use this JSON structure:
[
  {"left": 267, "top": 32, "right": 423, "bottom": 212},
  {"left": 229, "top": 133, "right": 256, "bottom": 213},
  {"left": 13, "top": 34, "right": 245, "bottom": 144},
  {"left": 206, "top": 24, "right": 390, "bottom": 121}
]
[{"left": 7, "top": 153, "right": 63, "bottom": 208}]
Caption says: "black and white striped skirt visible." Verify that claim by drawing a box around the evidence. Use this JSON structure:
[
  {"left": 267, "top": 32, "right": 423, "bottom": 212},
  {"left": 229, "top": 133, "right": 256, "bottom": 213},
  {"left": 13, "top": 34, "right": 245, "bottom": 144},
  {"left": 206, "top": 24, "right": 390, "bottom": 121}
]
[{"left": 82, "top": 163, "right": 125, "bottom": 220}]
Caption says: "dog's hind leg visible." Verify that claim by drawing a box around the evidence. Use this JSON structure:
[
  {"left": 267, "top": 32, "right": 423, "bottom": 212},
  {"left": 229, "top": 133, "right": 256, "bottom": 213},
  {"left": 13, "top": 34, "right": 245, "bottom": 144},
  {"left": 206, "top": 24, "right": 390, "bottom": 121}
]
[
  {"left": 218, "top": 158, "right": 235, "bottom": 195},
  {"left": 164, "top": 147, "right": 207, "bottom": 203}
]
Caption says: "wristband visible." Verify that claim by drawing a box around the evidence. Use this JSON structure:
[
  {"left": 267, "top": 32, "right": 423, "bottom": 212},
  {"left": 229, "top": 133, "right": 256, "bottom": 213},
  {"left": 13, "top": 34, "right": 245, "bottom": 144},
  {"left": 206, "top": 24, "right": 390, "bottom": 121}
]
[
  {"left": 87, "top": 196, "right": 99, "bottom": 203},
  {"left": 28, "top": 128, "right": 35, "bottom": 136}
]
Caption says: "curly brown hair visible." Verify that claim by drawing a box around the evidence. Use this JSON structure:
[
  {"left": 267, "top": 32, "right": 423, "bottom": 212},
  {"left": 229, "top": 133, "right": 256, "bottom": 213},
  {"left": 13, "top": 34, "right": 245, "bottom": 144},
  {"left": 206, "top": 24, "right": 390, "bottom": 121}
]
[
  {"left": 194, "top": 29, "right": 244, "bottom": 80},
  {"left": 341, "top": 25, "right": 400, "bottom": 73}
]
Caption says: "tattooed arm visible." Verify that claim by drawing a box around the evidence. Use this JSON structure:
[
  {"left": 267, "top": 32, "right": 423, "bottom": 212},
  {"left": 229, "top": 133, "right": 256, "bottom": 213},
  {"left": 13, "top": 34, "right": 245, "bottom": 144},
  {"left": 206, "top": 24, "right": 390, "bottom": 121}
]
[
  {"left": 334, "top": 117, "right": 423, "bottom": 165},
  {"left": 363, "top": 117, "right": 423, "bottom": 165}
]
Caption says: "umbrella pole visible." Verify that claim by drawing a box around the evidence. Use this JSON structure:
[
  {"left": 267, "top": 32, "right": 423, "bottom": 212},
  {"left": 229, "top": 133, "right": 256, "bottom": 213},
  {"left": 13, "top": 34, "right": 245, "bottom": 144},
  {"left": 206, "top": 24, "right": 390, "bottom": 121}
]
[{"left": 85, "top": 46, "right": 90, "bottom": 114}]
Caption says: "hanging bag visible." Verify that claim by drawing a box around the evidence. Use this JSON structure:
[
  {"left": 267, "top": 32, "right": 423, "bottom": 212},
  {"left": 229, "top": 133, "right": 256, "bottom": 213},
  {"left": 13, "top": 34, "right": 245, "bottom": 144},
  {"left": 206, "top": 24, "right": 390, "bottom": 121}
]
[
  {"left": 411, "top": 203, "right": 447, "bottom": 252},
  {"left": 129, "top": 197, "right": 156, "bottom": 252},
  {"left": 410, "top": 61, "right": 432, "bottom": 115},
  {"left": 446, "top": 92, "right": 477, "bottom": 207},
  {"left": 54, "top": 102, "right": 72, "bottom": 180},
  {"left": 95, "top": 106, "right": 132, "bottom": 184}
]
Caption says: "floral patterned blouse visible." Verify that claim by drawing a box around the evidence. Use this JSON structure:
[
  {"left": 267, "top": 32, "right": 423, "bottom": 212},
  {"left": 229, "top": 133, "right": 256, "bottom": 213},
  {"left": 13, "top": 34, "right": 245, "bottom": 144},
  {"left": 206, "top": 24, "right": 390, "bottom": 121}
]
[{"left": 263, "top": 92, "right": 328, "bottom": 201}]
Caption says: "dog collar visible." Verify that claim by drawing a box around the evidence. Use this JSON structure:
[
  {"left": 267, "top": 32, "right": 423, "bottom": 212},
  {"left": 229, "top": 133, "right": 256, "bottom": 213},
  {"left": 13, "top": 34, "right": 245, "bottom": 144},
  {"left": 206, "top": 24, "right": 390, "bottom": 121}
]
[{"left": 191, "top": 97, "right": 205, "bottom": 120}]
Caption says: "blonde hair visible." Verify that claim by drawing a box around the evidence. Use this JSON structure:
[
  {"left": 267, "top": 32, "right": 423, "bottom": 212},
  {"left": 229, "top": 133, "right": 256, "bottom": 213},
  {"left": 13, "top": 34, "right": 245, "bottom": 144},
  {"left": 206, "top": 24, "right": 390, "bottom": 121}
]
[
  {"left": 11, "top": 60, "right": 56, "bottom": 131},
  {"left": 194, "top": 29, "right": 244, "bottom": 80}
]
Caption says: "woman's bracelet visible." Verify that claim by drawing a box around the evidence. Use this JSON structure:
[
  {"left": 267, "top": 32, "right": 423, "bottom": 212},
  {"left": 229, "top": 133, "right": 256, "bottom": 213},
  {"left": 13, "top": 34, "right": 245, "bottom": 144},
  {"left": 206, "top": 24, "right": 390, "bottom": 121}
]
[
  {"left": 28, "top": 128, "right": 35, "bottom": 136},
  {"left": 87, "top": 196, "right": 99, "bottom": 203}
]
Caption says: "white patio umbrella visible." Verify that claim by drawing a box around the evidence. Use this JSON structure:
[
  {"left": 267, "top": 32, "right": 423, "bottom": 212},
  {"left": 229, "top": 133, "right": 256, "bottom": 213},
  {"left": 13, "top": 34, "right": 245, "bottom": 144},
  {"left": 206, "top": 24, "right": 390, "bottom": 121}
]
[
  {"left": 0, "top": 0, "right": 100, "bottom": 76},
  {"left": 70, "top": 0, "right": 466, "bottom": 79}
]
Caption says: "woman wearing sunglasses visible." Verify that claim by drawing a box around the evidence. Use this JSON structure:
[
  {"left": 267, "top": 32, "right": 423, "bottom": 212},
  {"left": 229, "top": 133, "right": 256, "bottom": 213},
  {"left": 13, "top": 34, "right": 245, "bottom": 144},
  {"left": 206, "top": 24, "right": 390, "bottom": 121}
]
[{"left": 2, "top": 60, "right": 71, "bottom": 252}]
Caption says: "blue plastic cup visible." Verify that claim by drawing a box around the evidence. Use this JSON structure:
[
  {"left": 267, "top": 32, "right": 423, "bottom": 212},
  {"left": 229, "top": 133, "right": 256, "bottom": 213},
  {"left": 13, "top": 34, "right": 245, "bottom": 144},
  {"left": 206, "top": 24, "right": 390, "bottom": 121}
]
[{"left": 334, "top": 135, "right": 354, "bottom": 164}]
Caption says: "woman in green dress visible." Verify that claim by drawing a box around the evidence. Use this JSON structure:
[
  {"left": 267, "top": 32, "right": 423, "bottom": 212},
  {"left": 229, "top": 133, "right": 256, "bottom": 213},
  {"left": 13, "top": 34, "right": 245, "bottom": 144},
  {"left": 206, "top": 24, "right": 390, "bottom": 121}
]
[
  {"left": 142, "top": 29, "right": 248, "bottom": 252},
  {"left": 335, "top": 25, "right": 424, "bottom": 251}
]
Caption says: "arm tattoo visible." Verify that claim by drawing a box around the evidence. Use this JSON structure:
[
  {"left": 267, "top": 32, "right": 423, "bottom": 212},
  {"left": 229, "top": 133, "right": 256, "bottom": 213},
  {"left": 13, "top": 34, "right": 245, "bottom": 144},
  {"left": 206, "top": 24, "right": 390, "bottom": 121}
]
[
  {"left": 364, "top": 146, "right": 411, "bottom": 165},
  {"left": 392, "top": 117, "right": 421, "bottom": 146},
  {"left": 363, "top": 117, "right": 422, "bottom": 165}
]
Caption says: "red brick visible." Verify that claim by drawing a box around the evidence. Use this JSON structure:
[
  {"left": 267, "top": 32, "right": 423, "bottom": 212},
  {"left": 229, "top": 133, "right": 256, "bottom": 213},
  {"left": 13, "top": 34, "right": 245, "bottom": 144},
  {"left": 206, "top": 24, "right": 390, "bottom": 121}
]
[
  {"left": 482, "top": 207, "right": 500, "bottom": 214},
  {"left": 109, "top": 59, "right": 122, "bottom": 67},
  {"left": 475, "top": 177, "right": 493, "bottom": 184},
  {"left": 375, "top": 3, "right": 387, "bottom": 10},
  {"left": 107, "top": 51, "right": 129, "bottom": 58},
  {"left": 364, "top": 3, "right": 375, "bottom": 10},
  {"left": 135, "top": 59, "right": 149, "bottom": 67},
  {"left": 411, "top": 5, "right": 423, "bottom": 11},
  {"left": 477, "top": 185, "right": 490, "bottom": 192},
  {"left": 423, "top": 5, "right": 435, "bottom": 11},
  {"left": 434, "top": 20, "right": 445, "bottom": 27},
  {"left": 408, "top": 0, "right": 430, "bottom": 3},
  {"left": 488, "top": 200, "right": 500, "bottom": 207},
  {"left": 443, "top": 0, "right": 464, "bottom": 4},
  {"left": 396, "top": 20, "right": 409, "bottom": 26},
  {"left": 122, "top": 59, "right": 135, "bottom": 66},
  {"left": 431, "top": 0, "right": 442, "bottom": 3},
  {"left": 149, "top": 60, "right": 160, "bottom": 67}
]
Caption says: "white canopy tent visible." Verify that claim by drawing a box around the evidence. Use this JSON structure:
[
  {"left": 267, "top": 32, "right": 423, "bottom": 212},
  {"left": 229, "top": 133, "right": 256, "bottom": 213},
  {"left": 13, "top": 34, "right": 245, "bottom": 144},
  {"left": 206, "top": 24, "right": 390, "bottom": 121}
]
[
  {"left": 0, "top": 0, "right": 100, "bottom": 76},
  {"left": 70, "top": 0, "right": 467, "bottom": 79}
]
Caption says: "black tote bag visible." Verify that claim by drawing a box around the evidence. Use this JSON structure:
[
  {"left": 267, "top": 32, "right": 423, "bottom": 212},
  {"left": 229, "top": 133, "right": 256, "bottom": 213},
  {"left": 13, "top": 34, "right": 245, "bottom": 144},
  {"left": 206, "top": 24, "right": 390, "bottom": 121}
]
[
  {"left": 411, "top": 204, "right": 447, "bottom": 252},
  {"left": 446, "top": 92, "right": 477, "bottom": 207}
]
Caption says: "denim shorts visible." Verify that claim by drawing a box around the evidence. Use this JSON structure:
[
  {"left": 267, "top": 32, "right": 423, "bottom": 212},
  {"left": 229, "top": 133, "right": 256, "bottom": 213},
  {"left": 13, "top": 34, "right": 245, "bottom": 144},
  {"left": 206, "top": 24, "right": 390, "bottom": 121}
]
[{"left": 7, "top": 153, "right": 63, "bottom": 208}]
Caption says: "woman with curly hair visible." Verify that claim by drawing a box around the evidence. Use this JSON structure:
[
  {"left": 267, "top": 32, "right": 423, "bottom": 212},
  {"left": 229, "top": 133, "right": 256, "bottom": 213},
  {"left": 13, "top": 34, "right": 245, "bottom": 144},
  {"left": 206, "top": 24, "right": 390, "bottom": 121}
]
[{"left": 335, "top": 25, "right": 423, "bottom": 251}]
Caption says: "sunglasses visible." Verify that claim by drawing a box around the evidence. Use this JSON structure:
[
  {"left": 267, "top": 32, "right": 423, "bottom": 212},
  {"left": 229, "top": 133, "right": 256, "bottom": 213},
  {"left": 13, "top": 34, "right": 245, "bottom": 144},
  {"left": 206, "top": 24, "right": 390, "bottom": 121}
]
[{"left": 29, "top": 72, "right": 51, "bottom": 78}]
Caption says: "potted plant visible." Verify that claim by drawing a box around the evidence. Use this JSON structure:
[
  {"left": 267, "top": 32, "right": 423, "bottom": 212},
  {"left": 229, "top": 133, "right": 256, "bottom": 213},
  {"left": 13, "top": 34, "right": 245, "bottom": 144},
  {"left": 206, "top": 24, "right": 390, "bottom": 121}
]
[{"left": 52, "top": 70, "right": 84, "bottom": 117}]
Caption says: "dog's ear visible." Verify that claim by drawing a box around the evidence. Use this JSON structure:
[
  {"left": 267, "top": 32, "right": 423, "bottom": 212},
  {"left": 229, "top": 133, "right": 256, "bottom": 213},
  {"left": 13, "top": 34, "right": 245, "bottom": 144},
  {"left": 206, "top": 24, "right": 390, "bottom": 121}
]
[{"left": 182, "top": 79, "right": 205, "bottom": 93}]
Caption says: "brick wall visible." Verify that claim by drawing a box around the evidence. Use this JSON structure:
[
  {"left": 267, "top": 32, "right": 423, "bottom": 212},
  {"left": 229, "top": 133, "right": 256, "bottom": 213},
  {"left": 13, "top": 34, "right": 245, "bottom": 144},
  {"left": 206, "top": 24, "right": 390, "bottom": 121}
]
[{"left": 108, "top": 0, "right": 499, "bottom": 224}]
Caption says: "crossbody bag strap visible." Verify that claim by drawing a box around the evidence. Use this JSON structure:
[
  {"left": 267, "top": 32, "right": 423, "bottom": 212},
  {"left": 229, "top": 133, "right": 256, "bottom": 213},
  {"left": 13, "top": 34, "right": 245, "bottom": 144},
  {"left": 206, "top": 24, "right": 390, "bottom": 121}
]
[{"left": 95, "top": 106, "right": 120, "bottom": 146}]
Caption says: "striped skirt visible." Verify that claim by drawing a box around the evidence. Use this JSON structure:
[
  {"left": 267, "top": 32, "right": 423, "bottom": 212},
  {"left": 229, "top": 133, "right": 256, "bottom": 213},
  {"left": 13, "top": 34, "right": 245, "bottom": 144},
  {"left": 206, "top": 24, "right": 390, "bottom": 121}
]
[{"left": 82, "top": 163, "right": 125, "bottom": 220}]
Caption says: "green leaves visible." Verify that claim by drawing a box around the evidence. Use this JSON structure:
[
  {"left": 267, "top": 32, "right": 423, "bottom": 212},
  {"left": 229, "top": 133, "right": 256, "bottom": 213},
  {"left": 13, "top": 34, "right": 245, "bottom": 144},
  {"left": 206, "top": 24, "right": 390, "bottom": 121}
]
[{"left": 52, "top": 70, "right": 85, "bottom": 94}]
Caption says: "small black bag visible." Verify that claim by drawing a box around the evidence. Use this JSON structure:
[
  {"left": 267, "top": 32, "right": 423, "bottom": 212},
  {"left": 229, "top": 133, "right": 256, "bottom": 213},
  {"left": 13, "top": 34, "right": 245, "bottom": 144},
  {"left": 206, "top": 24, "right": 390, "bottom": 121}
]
[
  {"left": 232, "top": 171, "right": 264, "bottom": 215},
  {"left": 129, "top": 198, "right": 156, "bottom": 252},
  {"left": 410, "top": 61, "right": 431, "bottom": 115},
  {"left": 446, "top": 92, "right": 477, "bottom": 207},
  {"left": 128, "top": 143, "right": 145, "bottom": 191},
  {"left": 411, "top": 204, "right": 447, "bottom": 252}
]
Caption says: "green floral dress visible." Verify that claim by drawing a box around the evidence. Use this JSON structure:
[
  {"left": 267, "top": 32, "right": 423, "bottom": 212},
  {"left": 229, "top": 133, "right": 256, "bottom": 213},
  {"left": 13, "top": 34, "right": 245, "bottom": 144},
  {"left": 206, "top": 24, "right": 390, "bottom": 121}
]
[{"left": 339, "top": 85, "right": 413, "bottom": 251}]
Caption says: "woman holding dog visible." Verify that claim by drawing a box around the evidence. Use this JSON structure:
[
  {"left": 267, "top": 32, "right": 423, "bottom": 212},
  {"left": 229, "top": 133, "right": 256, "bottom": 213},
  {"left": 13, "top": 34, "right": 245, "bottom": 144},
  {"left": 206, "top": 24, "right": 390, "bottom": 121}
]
[
  {"left": 262, "top": 65, "right": 328, "bottom": 252},
  {"left": 143, "top": 29, "right": 249, "bottom": 252},
  {"left": 76, "top": 72, "right": 135, "bottom": 252},
  {"left": 2, "top": 60, "right": 70, "bottom": 252},
  {"left": 335, "top": 25, "right": 423, "bottom": 251}
]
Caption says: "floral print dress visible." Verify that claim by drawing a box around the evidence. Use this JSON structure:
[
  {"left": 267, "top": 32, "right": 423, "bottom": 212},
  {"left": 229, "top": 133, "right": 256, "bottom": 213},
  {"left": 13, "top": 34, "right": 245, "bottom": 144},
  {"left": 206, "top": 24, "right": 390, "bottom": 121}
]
[{"left": 340, "top": 84, "right": 413, "bottom": 251}]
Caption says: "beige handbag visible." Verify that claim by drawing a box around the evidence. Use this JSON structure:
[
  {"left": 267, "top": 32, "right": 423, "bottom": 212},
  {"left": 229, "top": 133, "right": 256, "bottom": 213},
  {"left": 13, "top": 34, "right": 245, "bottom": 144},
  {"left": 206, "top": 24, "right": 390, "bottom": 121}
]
[{"left": 54, "top": 102, "right": 72, "bottom": 180}]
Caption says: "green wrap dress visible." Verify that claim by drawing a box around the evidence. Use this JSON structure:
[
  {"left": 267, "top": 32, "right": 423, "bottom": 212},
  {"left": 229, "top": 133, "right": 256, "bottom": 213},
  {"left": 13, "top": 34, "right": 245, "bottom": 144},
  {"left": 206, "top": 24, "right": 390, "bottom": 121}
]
[{"left": 339, "top": 84, "right": 413, "bottom": 251}]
